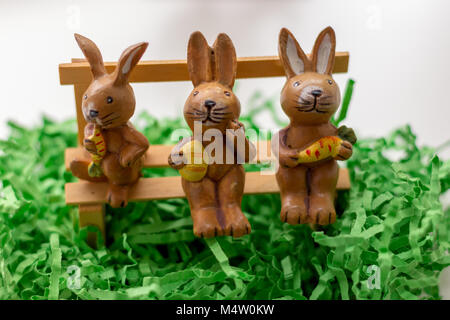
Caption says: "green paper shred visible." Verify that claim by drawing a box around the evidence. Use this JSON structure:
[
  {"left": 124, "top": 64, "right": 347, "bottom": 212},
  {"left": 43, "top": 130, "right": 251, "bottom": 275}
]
[
  {"left": 48, "top": 234, "right": 62, "bottom": 300},
  {"left": 0, "top": 80, "right": 448, "bottom": 300}
]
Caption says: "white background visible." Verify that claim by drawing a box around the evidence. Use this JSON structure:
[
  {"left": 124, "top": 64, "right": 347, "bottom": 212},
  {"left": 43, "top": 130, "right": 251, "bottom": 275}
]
[{"left": 0, "top": 0, "right": 449, "bottom": 297}]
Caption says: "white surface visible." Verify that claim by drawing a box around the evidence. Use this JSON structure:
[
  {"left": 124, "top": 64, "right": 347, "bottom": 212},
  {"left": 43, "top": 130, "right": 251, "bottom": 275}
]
[
  {"left": 0, "top": 0, "right": 449, "bottom": 157},
  {"left": 0, "top": 0, "right": 449, "bottom": 298}
]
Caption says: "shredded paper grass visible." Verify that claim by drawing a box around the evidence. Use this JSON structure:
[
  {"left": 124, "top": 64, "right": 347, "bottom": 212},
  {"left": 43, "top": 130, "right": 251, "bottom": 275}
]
[{"left": 0, "top": 80, "right": 448, "bottom": 300}]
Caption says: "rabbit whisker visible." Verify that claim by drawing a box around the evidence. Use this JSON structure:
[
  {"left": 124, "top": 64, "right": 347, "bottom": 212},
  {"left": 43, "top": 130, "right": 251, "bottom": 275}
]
[
  {"left": 186, "top": 111, "right": 204, "bottom": 116},
  {"left": 100, "top": 112, "right": 116, "bottom": 121},
  {"left": 300, "top": 98, "right": 313, "bottom": 104},
  {"left": 101, "top": 116, "right": 121, "bottom": 126},
  {"left": 193, "top": 108, "right": 206, "bottom": 114},
  {"left": 209, "top": 117, "right": 226, "bottom": 123},
  {"left": 295, "top": 105, "right": 314, "bottom": 109},
  {"left": 187, "top": 116, "right": 205, "bottom": 120},
  {"left": 212, "top": 107, "right": 228, "bottom": 111},
  {"left": 296, "top": 107, "right": 315, "bottom": 112},
  {"left": 211, "top": 112, "right": 232, "bottom": 115},
  {"left": 210, "top": 116, "right": 230, "bottom": 120},
  {"left": 293, "top": 98, "right": 313, "bottom": 105},
  {"left": 204, "top": 118, "right": 222, "bottom": 124}
]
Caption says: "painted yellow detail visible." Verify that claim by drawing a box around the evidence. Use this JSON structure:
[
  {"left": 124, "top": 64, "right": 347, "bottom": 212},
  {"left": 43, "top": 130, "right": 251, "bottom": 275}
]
[
  {"left": 297, "top": 136, "right": 343, "bottom": 163},
  {"left": 179, "top": 140, "right": 209, "bottom": 182},
  {"left": 87, "top": 125, "right": 106, "bottom": 177}
]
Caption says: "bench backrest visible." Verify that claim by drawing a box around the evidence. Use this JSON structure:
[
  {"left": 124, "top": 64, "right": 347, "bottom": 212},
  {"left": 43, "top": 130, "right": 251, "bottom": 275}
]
[{"left": 58, "top": 53, "right": 349, "bottom": 144}]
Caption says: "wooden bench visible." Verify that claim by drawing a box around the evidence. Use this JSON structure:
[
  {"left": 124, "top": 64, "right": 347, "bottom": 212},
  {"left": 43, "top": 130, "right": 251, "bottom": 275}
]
[{"left": 59, "top": 53, "right": 351, "bottom": 246}]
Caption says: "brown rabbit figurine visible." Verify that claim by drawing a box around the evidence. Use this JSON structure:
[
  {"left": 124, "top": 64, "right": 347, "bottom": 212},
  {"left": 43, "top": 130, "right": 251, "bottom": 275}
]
[
  {"left": 168, "top": 31, "right": 255, "bottom": 238},
  {"left": 70, "top": 34, "right": 150, "bottom": 208},
  {"left": 274, "top": 27, "right": 355, "bottom": 226}
]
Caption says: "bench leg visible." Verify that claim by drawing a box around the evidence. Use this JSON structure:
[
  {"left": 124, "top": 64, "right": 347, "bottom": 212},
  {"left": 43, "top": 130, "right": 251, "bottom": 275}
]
[{"left": 78, "top": 204, "right": 106, "bottom": 248}]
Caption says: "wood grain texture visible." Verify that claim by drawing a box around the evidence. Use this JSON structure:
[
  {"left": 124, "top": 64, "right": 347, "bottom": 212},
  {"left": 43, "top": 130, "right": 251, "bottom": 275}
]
[
  {"left": 59, "top": 53, "right": 349, "bottom": 85},
  {"left": 65, "top": 168, "right": 350, "bottom": 205},
  {"left": 65, "top": 140, "right": 274, "bottom": 170}
]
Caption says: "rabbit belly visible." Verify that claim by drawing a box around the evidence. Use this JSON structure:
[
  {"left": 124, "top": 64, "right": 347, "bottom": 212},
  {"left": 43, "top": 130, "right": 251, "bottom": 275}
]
[
  {"left": 101, "top": 153, "right": 141, "bottom": 185},
  {"left": 206, "top": 163, "right": 235, "bottom": 182}
]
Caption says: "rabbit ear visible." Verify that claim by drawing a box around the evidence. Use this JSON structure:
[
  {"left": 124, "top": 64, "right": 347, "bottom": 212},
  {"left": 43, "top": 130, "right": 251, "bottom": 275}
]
[
  {"left": 113, "top": 42, "right": 148, "bottom": 86},
  {"left": 74, "top": 33, "right": 106, "bottom": 79},
  {"left": 278, "top": 28, "right": 311, "bottom": 78},
  {"left": 311, "top": 26, "right": 336, "bottom": 75},
  {"left": 213, "top": 33, "right": 237, "bottom": 89},
  {"left": 187, "top": 31, "right": 213, "bottom": 87}
]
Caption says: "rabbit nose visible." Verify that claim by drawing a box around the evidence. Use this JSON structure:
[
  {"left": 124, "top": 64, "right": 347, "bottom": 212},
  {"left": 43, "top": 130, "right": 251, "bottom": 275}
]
[
  {"left": 89, "top": 110, "right": 99, "bottom": 118},
  {"left": 204, "top": 100, "right": 216, "bottom": 109},
  {"left": 311, "top": 90, "right": 322, "bottom": 97}
]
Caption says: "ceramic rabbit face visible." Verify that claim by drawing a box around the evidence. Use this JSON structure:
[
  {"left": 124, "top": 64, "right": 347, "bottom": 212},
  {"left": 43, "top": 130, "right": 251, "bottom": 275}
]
[
  {"left": 278, "top": 27, "right": 341, "bottom": 125},
  {"left": 74, "top": 34, "right": 148, "bottom": 129},
  {"left": 184, "top": 31, "right": 241, "bottom": 133}
]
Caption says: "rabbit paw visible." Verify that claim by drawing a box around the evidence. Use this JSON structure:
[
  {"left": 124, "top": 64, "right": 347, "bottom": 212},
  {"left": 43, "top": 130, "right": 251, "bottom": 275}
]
[
  {"left": 337, "top": 126, "right": 357, "bottom": 145},
  {"left": 336, "top": 140, "right": 353, "bottom": 160},
  {"left": 280, "top": 203, "right": 308, "bottom": 225},
  {"left": 227, "top": 119, "right": 244, "bottom": 131},
  {"left": 107, "top": 185, "right": 129, "bottom": 208},
  {"left": 223, "top": 205, "right": 251, "bottom": 238},
  {"left": 279, "top": 153, "right": 300, "bottom": 168},
  {"left": 83, "top": 139, "right": 99, "bottom": 155},
  {"left": 168, "top": 150, "right": 185, "bottom": 170},
  {"left": 308, "top": 194, "right": 336, "bottom": 225},
  {"left": 119, "top": 153, "right": 137, "bottom": 168},
  {"left": 192, "top": 208, "right": 223, "bottom": 238}
]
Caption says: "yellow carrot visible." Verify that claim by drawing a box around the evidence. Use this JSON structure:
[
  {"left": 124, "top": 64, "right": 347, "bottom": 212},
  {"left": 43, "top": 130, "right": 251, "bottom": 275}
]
[
  {"left": 87, "top": 125, "right": 106, "bottom": 177},
  {"left": 297, "top": 136, "right": 343, "bottom": 163},
  {"left": 178, "top": 140, "right": 209, "bottom": 182}
]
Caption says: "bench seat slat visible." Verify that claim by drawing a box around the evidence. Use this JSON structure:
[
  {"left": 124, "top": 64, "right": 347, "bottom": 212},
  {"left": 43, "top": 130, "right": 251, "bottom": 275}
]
[{"left": 65, "top": 168, "right": 350, "bottom": 205}]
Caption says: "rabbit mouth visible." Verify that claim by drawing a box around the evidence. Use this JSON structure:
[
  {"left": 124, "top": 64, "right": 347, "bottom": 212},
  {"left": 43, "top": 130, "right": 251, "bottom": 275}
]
[
  {"left": 295, "top": 97, "right": 330, "bottom": 114},
  {"left": 203, "top": 117, "right": 222, "bottom": 124},
  {"left": 202, "top": 119, "right": 220, "bottom": 126},
  {"left": 186, "top": 106, "right": 232, "bottom": 126}
]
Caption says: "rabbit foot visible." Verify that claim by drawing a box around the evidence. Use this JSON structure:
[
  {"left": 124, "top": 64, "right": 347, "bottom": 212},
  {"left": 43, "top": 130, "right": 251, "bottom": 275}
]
[
  {"left": 223, "top": 205, "right": 251, "bottom": 238},
  {"left": 280, "top": 203, "right": 308, "bottom": 225},
  {"left": 308, "top": 194, "right": 336, "bottom": 225},
  {"left": 280, "top": 193, "right": 308, "bottom": 225},
  {"left": 107, "top": 184, "right": 129, "bottom": 208},
  {"left": 192, "top": 207, "right": 224, "bottom": 238}
]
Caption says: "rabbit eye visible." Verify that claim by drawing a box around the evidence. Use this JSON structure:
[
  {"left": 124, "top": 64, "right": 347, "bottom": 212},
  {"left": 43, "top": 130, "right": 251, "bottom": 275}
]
[
  {"left": 193, "top": 91, "right": 199, "bottom": 96},
  {"left": 84, "top": 95, "right": 88, "bottom": 100},
  {"left": 106, "top": 96, "right": 113, "bottom": 104},
  {"left": 293, "top": 81, "right": 301, "bottom": 87},
  {"left": 328, "top": 80, "right": 333, "bottom": 85},
  {"left": 224, "top": 91, "right": 231, "bottom": 96}
]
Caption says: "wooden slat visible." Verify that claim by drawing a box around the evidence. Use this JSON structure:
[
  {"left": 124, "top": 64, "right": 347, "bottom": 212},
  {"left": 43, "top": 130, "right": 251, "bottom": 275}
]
[
  {"left": 71, "top": 59, "right": 90, "bottom": 145},
  {"left": 74, "top": 83, "right": 89, "bottom": 145},
  {"left": 65, "top": 140, "right": 274, "bottom": 171},
  {"left": 65, "top": 168, "right": 350, "bottom": 205},
  {"left": 78, "top": 204, "right": 105, "bottom": 247},
  {"left": 59, "top": 53, "right": 349, "bottom": 85}
]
